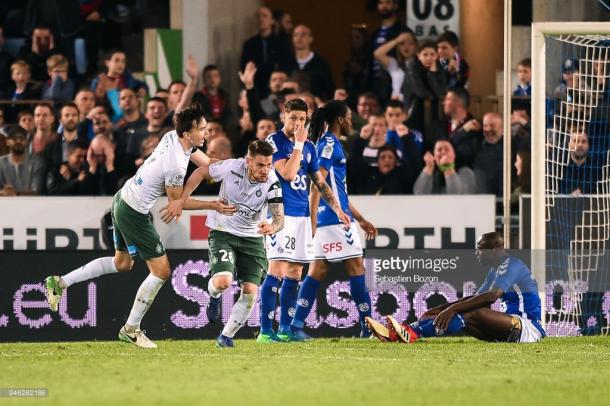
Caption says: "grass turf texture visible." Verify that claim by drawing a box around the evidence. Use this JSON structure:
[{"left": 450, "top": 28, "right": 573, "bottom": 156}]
[{"left": 1, "top": 337, "right": 609, "bottom": 405}]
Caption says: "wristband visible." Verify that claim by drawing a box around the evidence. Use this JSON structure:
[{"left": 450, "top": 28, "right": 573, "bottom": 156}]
[
  {"left": 439, "top": 163, "right": 455, "bottom": 173},
  {"left": 294, "top": 141, "right": 304, "bottom": 151}
]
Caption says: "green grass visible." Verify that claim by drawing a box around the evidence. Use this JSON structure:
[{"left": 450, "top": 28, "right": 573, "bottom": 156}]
[{"left": 1, "top": 337, "right": 610, "bottom": 405}]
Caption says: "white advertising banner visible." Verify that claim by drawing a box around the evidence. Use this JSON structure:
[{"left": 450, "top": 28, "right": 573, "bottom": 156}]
[
  {"left": 407, "top": 0, "right": 460, "bottom": 39},
  {"left": 0, "top": 195, "right": 495, "bottom": 250}
]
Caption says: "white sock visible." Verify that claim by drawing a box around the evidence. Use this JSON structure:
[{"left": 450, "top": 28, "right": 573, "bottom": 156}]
[
  {"left": 60, "top": 257, "right": 118, "bottom": 288},
  {"left": 125, "top": 274, "right": 165, "bottom": 331},
  {"left": 221, "top": 293, "right": 256, "bottom": 338},
  {"left": 208, "top": 277, "right": 222, "bottom": 299}
]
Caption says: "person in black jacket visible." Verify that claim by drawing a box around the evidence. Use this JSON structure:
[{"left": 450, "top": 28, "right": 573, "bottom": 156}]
[
  {"left": 46, "top": 139, "right": 96, "bottom": 195},
  {"left": 474, "top": 113, "right": 504, "bottom": 196},
  {"left": 289, "top": 25, "right": 334, "bottom": 101},
  {"left": 361, "top": 144, "right": 418, "bottom": 195},
  {"left": 240, "top": 7, "right": 293, "bottom": 99}
]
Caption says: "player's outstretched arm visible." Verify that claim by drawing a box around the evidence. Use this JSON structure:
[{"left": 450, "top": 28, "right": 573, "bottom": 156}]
[
  {"left": 347, "top": 201, "right": 377, "bottom": 240},
  {"left": 309, "top": 170, "right": 350, "bottom": 227},
  {"left": 190, "top": 149, "right": 217, "bottom": 167},
  {"left": 433, "top": 289, "right": 504, "bottom": 331}
]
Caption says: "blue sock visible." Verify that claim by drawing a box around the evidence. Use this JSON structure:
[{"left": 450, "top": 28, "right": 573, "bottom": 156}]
[
  {"left": 411, "top": 314, "right": 465, "bottom": 337},
  {"left": 259, "top": 275, "right": 280, "bottom": 334},
  {"left": 291, "top": 276, "right": 321, "bottom": 330},
  {"left": 349, "top": 275, "right": 372, "bottom": 329},
  {"left": 279, "top": 278, "right": 299, "bottom": 333}
]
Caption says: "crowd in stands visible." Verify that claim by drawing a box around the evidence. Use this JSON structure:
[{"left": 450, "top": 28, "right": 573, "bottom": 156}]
[{"left": 0, "top": 0, "right": 541, "bottom": 203}]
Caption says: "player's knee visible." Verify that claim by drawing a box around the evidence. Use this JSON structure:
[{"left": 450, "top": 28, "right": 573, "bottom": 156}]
[
  {"left": 213, "top": 276, "right": 232, "bottom": 291},
  {"left": 115, "top": 257, "right": 134, "bottom": 272}
]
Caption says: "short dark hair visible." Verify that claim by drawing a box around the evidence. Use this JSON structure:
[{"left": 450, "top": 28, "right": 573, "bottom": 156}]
[
  {"left": 203, "top": 64, "right": 220, "bottom": 75},
  {"left": 147, "top": 96, "right": 168, "bottom": 110},
  {"left": 448, "top": 87, "right": 470, "bottom": 108},
  {"left": 248, "top": 140, "right": 274, "bottom": 157},
  {"left": 7, "top": 125, "right": 28, "bottom": 140},
  {"left": 285, "top": 98, "right": 308, "bottom": 114},
  {"left": 35, "top": 102, "right": 54, "bottom": 115},
  {"left": 61, "top": 102, "right": 80, "bottom": 115},
  {"left": 377, "top": 144, "right": 399, "bottom": 160},
  {"left": 419, "top": 40, "right": 437, "bottom": 52},
  {"left": 104, "top": 49, "right": 126, "bottom": 61},
  {"left": 67, "top": 139, "right": 89, "bottom": 154},
  {"left": 17, "top": 109, "right": 33, "bottom": 119},
  {"left": 437, "top": 31, "right": 459, "bottom": 48},
  {"left": 174, "top": 105, "right": 206, "bottom": 137},
  {"left": 518, "top": 58, "right": 531, "bottom": 69},
  {"left": 385, "top": 100, "right": 405, "bottom": 111},
  {"left": 168, "top": 80, "right": 186, "bottom": 92}
]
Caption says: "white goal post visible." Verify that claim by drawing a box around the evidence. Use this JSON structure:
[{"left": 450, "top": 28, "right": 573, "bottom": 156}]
[{"left": 532, "top": 22, "right": 610, "bottom": 333}]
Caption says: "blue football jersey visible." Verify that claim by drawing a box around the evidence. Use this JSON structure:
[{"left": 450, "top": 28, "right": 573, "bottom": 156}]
[
  {"left": 266, "top": 130, "right": 319, "bottom": 217},
  {"left": 477, "top": 256, "right": 546, "bottom": 337},
  {"left": 316, "top": 132, "right": 352, "bottom": 226}
]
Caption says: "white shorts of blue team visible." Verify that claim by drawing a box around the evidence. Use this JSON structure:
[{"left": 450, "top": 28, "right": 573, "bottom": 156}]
[
  {"left": 313, "top": 222, "right": 363, "bottom": 262},
  {"left": 514, "top": 315, "right": 544, "bottom": 343},
  {"left": 266, "top": 215, "right": 315, "bottom": 263}
]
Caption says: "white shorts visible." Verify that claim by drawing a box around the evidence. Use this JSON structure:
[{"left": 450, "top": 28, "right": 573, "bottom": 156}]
[
  {"left": 515, "top": 315, "right": 544, "bottom": 343},
  {"left": 266, "top": 215, "right": 314, "bottom": 263},
  {"left": 313, "top": 222, "right": 363, "bottom": 262}
]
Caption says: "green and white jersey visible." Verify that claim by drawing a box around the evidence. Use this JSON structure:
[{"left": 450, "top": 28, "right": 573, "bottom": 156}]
[
  {"left": 206, "top": 158, "right": 282, "bottom": 238},
  {"left": 121, "top": 130, "right": 191, "bottom": 214}
]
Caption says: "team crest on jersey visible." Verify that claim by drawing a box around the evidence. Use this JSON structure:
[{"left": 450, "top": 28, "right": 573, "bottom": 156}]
[
  {"left": 306, "top": 153, "right": 312, "bottom": 163},
  {"left": 256, "top": 190, "right": 262, "bottom": 197}
]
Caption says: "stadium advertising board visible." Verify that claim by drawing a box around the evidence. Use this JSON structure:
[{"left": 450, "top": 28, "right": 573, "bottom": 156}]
[{"left": 0, "top": 195, "right": 495, "bottom": 250}]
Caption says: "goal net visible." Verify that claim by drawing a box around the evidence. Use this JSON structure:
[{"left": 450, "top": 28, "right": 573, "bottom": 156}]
[{"left": 533, "top": 24, "right": 610, "bottom": 336}]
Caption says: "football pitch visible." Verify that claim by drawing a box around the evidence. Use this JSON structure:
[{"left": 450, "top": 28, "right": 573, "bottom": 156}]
[{"left": 1, "top": 337, "right": 609, "bottom": 405}]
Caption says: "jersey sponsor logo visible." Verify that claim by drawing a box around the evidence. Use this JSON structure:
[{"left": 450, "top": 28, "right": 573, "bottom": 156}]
[
  {"left": 321, "top": 144, "right": 333, "bottom": 159},
  {"left": 323, "top": 242, "right": 343, "bottom": 253}
]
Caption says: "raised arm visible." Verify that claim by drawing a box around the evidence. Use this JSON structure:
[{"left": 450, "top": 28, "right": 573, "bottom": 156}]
[{"left": 174, "top": 55, "right": 199, "bottom": 114}]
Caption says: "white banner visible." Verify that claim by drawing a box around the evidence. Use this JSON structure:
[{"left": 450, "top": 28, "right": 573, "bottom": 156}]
[
  {"left": 0, "top": 195, "right": 494, "bottom": 250},
  {"left": 407, "top": 0, "right": 460, "bottom": 39}
]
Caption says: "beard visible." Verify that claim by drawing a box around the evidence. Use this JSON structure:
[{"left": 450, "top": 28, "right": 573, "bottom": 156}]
[
  {"left": 11, "top": 144, "right": 26, "bottom": 155},
  {"left": 379, "top": 10, "right": 394, "bottom": 19}
]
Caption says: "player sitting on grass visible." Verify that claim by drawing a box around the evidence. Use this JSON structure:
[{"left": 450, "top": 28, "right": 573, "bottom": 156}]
[{"left": 366, "top": 232, "right": 546, "bottom": 343}]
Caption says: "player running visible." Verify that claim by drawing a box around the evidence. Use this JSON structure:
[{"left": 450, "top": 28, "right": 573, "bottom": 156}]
[
  {"left": 44, "top": 106, "right": 235, "bottom": 348},
  {"left": 288, "top": 100, "right": 378, "bottom": 341},
  {"left": 258, "top": 98, "right": 351, "bottom": 343},
  {"left": 366, "top": 232, "right": 546, "bottom": 343},
  {"left": 161, "top": 140, "right": 284, "bottom": 348}
]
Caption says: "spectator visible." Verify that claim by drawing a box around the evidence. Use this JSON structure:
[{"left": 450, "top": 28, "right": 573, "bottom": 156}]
[
  {"left": 474, "top": 113, "right": 504, "bottom": 196},
  {"left": 17, "top": 110, "right": 35, "bottom": 136},
  {"left": 155, "top": 88, "right": 169, "bottom": 103},
  {"left": 74, "top": 88, "right": 96, "bottom": 140},
  {"left": 193, "top": 64, "right": 231, "bottom": 127},
  {"left": 18, "top": 25, "right": 62, "bottom": 82},
  {"left": 207, "top": 136, "right": 233, "bottom": 160},
  {"left": 91, "top": 49, "right": 147, "bottom": 121},
  {"left": 0, "top": 109, "right": 8, "bottom": 157},
  {"left": 359, "top": 144, "right": 417, "bottom": 195},
  {"left": 41, "top": 54, "right": 75, "bottom": 104},
  {"left": 205, "top": 120, "right": 226, "bottom": 142},
  {"left": 46, "top": 139, "right": 96, "bottom": 195},
  {"left": 8, "top": 60, "right": 40, "bottom": 101},
  {"left": 560, "top": 128, "right": 598, "bottom": 195},
  {"left": 351, "top": 115, "right": 388, "bottom": 168},
  {"left": 0, "top": 25, "right": 15, "bottom": 93},
  {"left": 384, "top": 100, "right": 424, "bottom": 157},
  {"left": 343, "top": 25, "right": 371, "bottom": 110},
  {"left": 514, "top": 58, "right": 531, "bottom": 96},
  {"left": 144, "top": 97, "right": 168, "bottom": 139},
  {"left": 431, "top": 87, "right": 483, "bottom": 168},
  {"left": 240, "top": 7, "right": 293, "bottom": 99},
  {"left": 167, "top": 80, "right": 186, "bottom": 113},
  {"left": 164, "top": 55, "right": 199, "bottom": 126},
  {"left": 0, "top": 125, "right": 45, "bottom": 196},
  {"left": 289, "top": 25, "right": 335, "bottom": 101},
  {"left": 511, "top": 150, "right": 530, "bottom": 206},
  {"left": 353, "top": 92, "right": 381, "bottom": 133},
  {"left": 30, "top": 103, "right": 57, "bottom": 155},
  {"left": 43, "top": 103, "right": 86, "bottom": 176},
  {"left": 373, "top": 30, "right": 418, "bottom": 101},
  {"left": 370, "top": 0, "right": 410, "bottom": 103},
  {"left": 261, "top": 69, "right": 288, "bottom": 120},
  {"left": 236, "top": 118, "right": 276, "bottom": 157},
  {"left": 511, "top": 103, "right": 530, "bottom": 151},
  {"left": 115, "top": 88, "right": 144, "bottom": 129},
  {"left": 400, "top": 40, "right": 447, "bottom": 132},
  {"left": 273, "top": 9, "right": 293, "bottom": 37},
  {"left": 413, "top": 140, "right": 476, "bottom": 194},
  {"left": 134, "top": 134, "right": 161, "bottom": 168},
  {"left": 436, "top": 31, "right": 469, "bottom": 89},
  {"left": 87, "top": 127, "right": 118, "bottom": 195}
]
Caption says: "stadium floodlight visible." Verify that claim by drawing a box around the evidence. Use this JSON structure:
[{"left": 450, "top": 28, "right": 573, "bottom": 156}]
[{"left": 532, "top": 22, "right": 610, "bottom": 335}]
